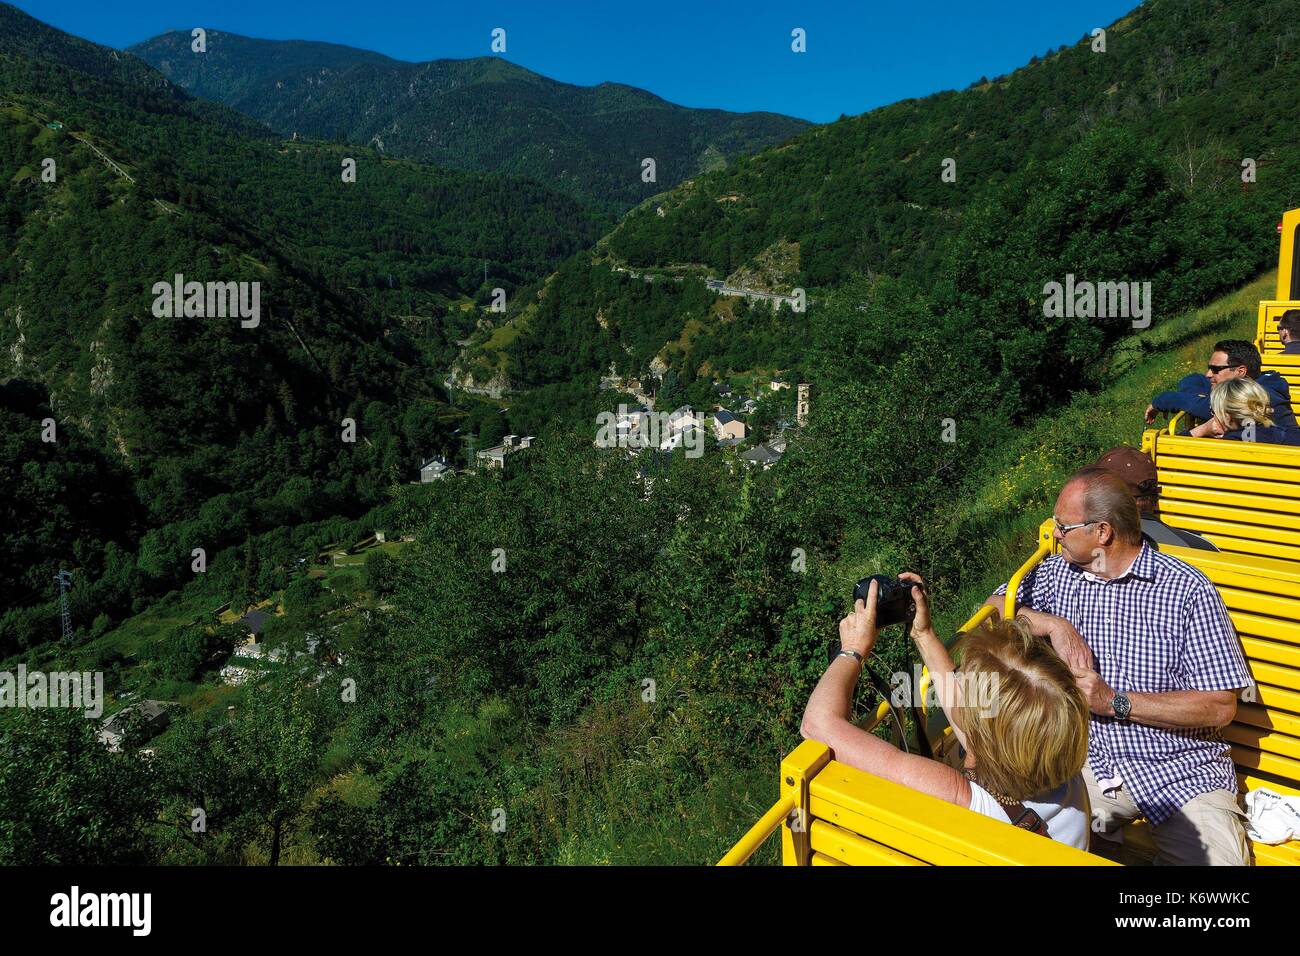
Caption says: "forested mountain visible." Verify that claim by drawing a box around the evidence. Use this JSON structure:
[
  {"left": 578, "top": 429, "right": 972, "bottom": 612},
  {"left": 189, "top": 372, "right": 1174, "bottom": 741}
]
[
  {"left": 128, "top": 29, "right": 812, "bottom": 210},
  {"left": 0, "top": 1, "right": 606, "bottom": 649},
  {"left": 462, "top": 0, "right": 1300, "bottom": 405},
  {"left": 606, "top": 0, "right": 1299, "bottom": 286}
]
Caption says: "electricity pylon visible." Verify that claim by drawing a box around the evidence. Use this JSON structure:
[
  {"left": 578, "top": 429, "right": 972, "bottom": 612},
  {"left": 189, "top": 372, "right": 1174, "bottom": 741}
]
[{"left": 56, "top": 570, "right": 73, "bottom": 641}]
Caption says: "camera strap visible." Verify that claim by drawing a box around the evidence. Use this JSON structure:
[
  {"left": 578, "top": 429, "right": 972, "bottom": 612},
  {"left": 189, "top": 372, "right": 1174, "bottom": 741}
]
[{"left": 900, "top": 621, "right": 933, "bottom": 758}]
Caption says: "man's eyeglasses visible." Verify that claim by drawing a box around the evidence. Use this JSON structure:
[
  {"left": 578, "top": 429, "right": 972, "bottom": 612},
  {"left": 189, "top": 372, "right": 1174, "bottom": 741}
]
[
  {"left": 1053, "top": 517, "right": 1098, "bottom": 534},
  {"left": 1207, "top": 363, "right": 1239, "bottom": 374}
]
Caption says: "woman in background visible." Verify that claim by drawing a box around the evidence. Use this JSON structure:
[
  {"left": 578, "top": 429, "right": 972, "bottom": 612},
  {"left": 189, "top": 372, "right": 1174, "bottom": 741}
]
[{"left": 1189, "top": 377, "right": 1295, "bottom": 445}]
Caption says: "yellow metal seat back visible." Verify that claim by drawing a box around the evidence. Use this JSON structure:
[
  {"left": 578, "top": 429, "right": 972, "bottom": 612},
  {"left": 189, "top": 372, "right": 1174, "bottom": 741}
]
[
  {"left": 1256, "top": 300, "right": 1300, "bottom": 390},
  {"left": 1108, "top": 542, "right": 1300, "bottom": 866},
  {"left": 777, "top": 741, "right": 1111, "bottom": 866},
  {"left": 1261, "top": 353, "right": 1300, "bottom": 391},
  {"left": 1143, "top": 428, "right": 1300, "bottom": 563},
  {"left": 1135, "top": 429, "right": 1300, "bottom": 863}
]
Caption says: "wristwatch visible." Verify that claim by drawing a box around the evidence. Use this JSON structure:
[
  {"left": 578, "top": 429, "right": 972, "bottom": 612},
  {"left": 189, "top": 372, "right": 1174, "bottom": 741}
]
[
  {"left": 827, "top": 640, "right": 866, "bottom": 665},
  {"left": 1110, "top": 692, "right": 1132, "bottom": 720}
]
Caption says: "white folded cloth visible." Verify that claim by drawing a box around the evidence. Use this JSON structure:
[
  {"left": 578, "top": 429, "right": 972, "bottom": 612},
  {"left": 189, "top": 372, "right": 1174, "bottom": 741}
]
[{"left": 1244, "top": 788, "right": 1300, "bottom": 845}]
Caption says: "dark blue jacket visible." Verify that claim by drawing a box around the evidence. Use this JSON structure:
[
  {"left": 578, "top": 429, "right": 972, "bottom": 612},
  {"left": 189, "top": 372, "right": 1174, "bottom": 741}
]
[
  {"left": 1152, "top": 371, "right": 1300, "bottom": 445},
  {"left": 1223, "top": 423, "right": 1294, "bottom": 446},
  {"left": 1283, "top": 341, "right": 1300, "bottom": 355}
]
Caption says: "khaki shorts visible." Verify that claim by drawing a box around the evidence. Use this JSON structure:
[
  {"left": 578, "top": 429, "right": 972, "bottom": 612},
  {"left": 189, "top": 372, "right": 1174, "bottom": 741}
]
[{"left": 1083, "top": 766, "right": 1251, "bottom": 866}]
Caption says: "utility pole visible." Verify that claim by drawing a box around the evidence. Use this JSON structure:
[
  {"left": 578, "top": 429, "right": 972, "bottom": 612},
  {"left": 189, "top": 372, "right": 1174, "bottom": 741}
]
[{"left": 56, "top": 570, "right": 73, "bottom": 641}]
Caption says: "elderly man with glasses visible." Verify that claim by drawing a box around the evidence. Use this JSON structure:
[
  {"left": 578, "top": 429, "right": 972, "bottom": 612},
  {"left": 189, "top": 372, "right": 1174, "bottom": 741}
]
[{"left": 982, "top": 467, "right": 1253, "bottom": 865}]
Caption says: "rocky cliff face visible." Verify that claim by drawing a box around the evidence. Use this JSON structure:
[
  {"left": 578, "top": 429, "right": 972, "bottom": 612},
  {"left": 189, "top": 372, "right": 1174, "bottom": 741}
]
[{"left": 447, "top": 362, "right": 510, "bottom": 399}]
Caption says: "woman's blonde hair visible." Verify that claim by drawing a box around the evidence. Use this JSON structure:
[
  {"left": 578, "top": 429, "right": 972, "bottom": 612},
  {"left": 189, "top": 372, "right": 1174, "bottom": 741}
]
[
  {"left": 951, "top": 617, "right": 1089, "bottom": 802},
  {"left": 1211, "top": 377, "right": 1274, "bottom": 429}
]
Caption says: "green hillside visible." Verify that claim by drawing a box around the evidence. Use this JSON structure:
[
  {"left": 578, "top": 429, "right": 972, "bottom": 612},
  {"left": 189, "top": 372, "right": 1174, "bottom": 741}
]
[
  {"left": 0, "top": 1, "right": 607, "bottom": 652},
  {"left": 466, "top": 0, "right": 1299, "bottom": 406},
  {"left": 4, "top": 0, "right": 1300, "bottom": 868}
]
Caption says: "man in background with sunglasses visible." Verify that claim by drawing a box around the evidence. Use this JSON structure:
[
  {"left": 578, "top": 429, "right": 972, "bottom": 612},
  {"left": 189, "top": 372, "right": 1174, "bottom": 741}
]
[{"left": 1144, "top": 339, "right": 1299, "bottom": 444}]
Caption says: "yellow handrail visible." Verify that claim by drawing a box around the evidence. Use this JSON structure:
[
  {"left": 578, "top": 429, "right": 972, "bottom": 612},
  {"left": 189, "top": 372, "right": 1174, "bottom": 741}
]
[
  {"left": 1167, "top": 411, "right": 1184, "bottom": 436},
  {"left": 717, "top": 794, "right": 796, "bottom": 866},
  {"left": 956, "top": 602, "right": 997, "bottom": 636},
  {"left": 1004, "top": 538, "right": 1052, "bottom": 620}
]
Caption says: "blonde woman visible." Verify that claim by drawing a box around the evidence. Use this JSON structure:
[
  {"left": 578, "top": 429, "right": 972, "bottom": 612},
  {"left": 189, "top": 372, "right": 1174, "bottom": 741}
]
[
  {"left": 1189, "top": 377, "right": 1293, "bottom": 445},
  {"left": 801, "top": 574, "right": 1091, "bottom": 847}
]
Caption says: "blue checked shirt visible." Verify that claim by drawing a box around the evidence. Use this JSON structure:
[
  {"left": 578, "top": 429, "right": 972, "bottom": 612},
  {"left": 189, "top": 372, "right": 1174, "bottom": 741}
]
[{"left": 994, "top": 543, "right": 1251, "bottom": 826}]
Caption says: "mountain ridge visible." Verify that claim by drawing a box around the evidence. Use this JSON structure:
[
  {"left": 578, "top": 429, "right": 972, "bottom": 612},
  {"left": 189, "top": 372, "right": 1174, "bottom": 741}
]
[{"left": 128, "top": 28, "right": 812, "bottom": 209}]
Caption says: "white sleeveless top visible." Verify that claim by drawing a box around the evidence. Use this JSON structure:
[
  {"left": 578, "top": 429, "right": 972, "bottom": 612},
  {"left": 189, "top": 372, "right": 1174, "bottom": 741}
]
[{"left": 966, "top": 773, "right": 1091, "bottom": 850}]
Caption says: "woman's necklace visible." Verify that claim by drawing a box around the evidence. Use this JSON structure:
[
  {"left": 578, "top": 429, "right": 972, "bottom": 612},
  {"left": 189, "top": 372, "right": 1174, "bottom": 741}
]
[{"left": 962, "top": 767, "right": 1019, "bottom": 807}]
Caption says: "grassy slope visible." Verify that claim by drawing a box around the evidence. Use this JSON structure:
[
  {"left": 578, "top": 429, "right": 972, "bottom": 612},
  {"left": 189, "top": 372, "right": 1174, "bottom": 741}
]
[{"left": 933, "top": 272, "right": 1271, "bottom": 636}]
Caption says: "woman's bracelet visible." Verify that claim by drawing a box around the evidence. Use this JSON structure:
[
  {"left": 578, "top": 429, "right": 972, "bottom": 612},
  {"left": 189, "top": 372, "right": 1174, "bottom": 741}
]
[{"left": 834, "top": 648, "right": 864, "bottom": 665}]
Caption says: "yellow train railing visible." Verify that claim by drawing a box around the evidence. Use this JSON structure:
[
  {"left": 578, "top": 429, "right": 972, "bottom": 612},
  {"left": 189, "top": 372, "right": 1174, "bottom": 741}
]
[
  {"left": 716, "top": 794, "right": 796, "bottom": 866},
  {"left": 1275, "top": 207, "right": 1300, "bottom": 302},
  {"left": 918, "top": 603, "right": 997, "bottom": 717},
  {"left": 718, "top": 740, "right": 831, "bottom": 866},
  {"left": 1003, "top": 522, "right": 1054, "bottom": 619},
  {"left": 724, "top": 738, "right": 1113, "bottom": 866}
]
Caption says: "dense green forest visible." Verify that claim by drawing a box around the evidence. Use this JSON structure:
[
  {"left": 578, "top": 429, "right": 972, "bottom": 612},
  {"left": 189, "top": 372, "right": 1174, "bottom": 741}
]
[
  {"left": 477, "top": 122, "right": 1287, "bottom": 413},
  {"left": 0, "top": 1, "right": 607, "bottom": 651},
  {"left": 129, "top": 29, "right": 811, "bottom": 211},
  {"left": 3, "top": 0, "right": 1300, "bottom": 866}
]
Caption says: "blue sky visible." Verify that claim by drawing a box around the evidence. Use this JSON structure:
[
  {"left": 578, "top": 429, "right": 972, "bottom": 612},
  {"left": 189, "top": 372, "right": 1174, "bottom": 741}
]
[{"left": 14, "top": 0, "right": 1142, "bottom": 122}]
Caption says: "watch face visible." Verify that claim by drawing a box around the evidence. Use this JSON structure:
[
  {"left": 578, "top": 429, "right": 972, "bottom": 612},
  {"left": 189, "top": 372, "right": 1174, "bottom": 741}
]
[{"left": 1113, "top": 694, "right": 1130, "bottom": 719}]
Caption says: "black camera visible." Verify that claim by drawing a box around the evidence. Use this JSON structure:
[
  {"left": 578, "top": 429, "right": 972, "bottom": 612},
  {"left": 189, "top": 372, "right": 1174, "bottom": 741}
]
[{"left": 852, "top": 574, "right": 917, "bottom": 629}]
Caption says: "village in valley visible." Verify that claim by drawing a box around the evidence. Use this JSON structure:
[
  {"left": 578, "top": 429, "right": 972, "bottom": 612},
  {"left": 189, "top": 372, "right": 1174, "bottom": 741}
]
[{"left": 419, "top": 374, "right": 809, "bottom": 483}]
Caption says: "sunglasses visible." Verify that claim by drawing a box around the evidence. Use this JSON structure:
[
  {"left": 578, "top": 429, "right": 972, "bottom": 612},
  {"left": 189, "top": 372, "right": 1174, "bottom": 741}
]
[
  {"left": 1053, "top": 517, "right": 1098, "bottom": 534},
  {"left": 1207, "top": 363, "right": 1241, "bottom": 373}
]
